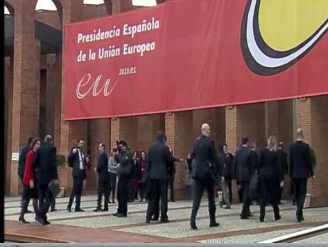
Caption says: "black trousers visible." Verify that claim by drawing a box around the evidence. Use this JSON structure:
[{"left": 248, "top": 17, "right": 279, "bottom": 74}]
[
  {"left": 19, "top": 185, "right": 38, "bottom": 220},
  {"left": 68, "top": 176, "right": 84, "bottom": 210},
  {"left": 48, "top": 191, "right": 56, "bottom": 211},
  {"left": 97, "top": 177, "right": 110, "bottom": 209},
  {"left": 37, "top": 183, "right": 51, "bottom": 220},
  {"left": 168, "top": 175, "right": 175, "bottom": 202},
  {"left": 293, "top": 178, "right": 308, "bottom": 217},
  {"left": 117, "top": 176, "right": 129, "bottom": 216},
  {"left": 259, "top": 177, "right": 280, "bottom": 220},
  {"left": 190, "top": 178, "right": 216, "bottom": 224},
  {"left": 240, "top": 181, "right": 251, "bottom": 217},
  {"left": 146, "top": 179, "right": 168, "bottom": 221},
  {"left": 109, "top": 173, "right": 117, "bottom": 202}
]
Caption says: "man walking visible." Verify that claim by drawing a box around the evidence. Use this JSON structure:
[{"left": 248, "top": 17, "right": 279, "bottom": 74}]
[
  {"left": 234, "top": 137, "right": 254, "bottom": 219},
  {"left": 190, "top": 123, "right": 222, "bottom": 230},
  {"left": 289, "top": 128, "right": 314, "bottom": 222},
  {"left": 114, "top": 141, "right": 132, "bottom": 217},
  {"left": 67, "top": 139, "right": 88, "bottom": 212},
  {"left": 220, "top": 144, "right": 234, "bottom": 209},
  {"left": 35, "top": 135, "right": 58, "bottom": 224},
  {"left": 94, "top": 143, "right": 110, "bottom": 212},
  {"left": 146, "top": 133, "right": 173, "bottom": 224}
]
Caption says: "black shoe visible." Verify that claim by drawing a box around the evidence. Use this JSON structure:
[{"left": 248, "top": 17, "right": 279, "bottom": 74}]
[
  {"left": 151, "top": 217, "right": 159, "bottom": 221},
  {"left": 259, "top": 217, "right": 264, "bottom": 222},
  {"left": 94, "top": 208, "right": 102, "bottom": 212},
  {"left": 35, "top": 217, "right": 47, "bottom": 225},
  {"left": 66, "top": 207, "right": 72, "bottom": 212},
  {"left": 240, "top": 215, "right": 249, "bottom": 220},
  {"left": 297, "top": 215, "right": 304, "bottom": 222},
  {"left": 210, "top": 222, "right": 219, "bottom": 227},
  {"left": 146, "top": 219, "right": 151, "bottom": 224},
  {"left": 44, "top": 219, "right": 51, "bottom": 225},
  {"left": 160, "top": 218, "right": 169, "bottom": 223},
  {"left": 75, "top": 208, "right": 85, "bottom": 212},
  {"left": 275, "top": 215, "right": 281, "bottom": 221},
  {"left": 50, "top": 208, "right": 57, "bottom": 212},
  {"left": 102, "top": 208, "right": 109, "bottom": 212},
  {"left": 190, "top": 222, "right": 198, "bottom": 230},
  {"left": 18, "top": 218, "right": 30, "bottom": 224}
]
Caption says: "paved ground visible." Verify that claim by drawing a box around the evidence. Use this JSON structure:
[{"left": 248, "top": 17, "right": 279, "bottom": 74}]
[{"left": 5, "top": 195, "right": 328, "bottom": 243}]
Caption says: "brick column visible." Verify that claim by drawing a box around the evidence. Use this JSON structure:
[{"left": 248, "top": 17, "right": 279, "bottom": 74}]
[
  {"left": 225, "top": 106, "right": 239, "bottom": 153},
  {"left": 10, "top": 0, "right": 40, "bottom": 195},
  {"left": 165, "top": 112, "right": 193, "bottom": 200},
  {"left": 5, "top": 57, "right": 13, "bottom": 195},
  {"left": 265, "top": 102, "right": 279, "bottom": 138}
]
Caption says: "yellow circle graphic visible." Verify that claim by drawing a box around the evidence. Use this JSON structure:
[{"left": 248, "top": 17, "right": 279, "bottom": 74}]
[{"left": 259, "top": 0, "right": 328, "bottom": 51}]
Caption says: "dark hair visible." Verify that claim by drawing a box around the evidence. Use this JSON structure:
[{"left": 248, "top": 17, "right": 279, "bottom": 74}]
[
  {"left": 30, "top": 138, "right": 41, "bottom": 150},
  {"left": 156, "top": 132, "right": 167, "bottom": 142},
  {"left": 27, "top": 137, "right": 34, "bottom": 145},
  {"left": 241, "top": 137, "right": 249, "bottom": 145}
]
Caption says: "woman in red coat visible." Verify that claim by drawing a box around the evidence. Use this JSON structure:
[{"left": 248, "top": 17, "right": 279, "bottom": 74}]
[{"left": 18, "top": 138, "right": 41, "bottom": 224}]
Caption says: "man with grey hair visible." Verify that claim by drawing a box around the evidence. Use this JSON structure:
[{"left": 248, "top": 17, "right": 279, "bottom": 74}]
[
  {"left": 289, "top": 128, "right": 314, "bottom": 222},
  {"left": 189, "top": 123, "right": 222, "bottom": 230}
]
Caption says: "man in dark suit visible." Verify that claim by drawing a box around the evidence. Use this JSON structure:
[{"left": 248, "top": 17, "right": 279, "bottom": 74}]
[
  {"left": 114, "top": 141, "right": 132, "bottom": 217},
  {"left": 67, "top": 139, "right": 88, "bottom": 212},
  {"left": 190, "top": 123, "right": 222, "bottom": 230},
  {"left": 18, "top": 137, "right": 34, "bottom": 214},
  {"left": 94, "top": 143, "right": 110, "bottom": 212},
  {"left": 289, "top": 128, "right": 314, "bottom": 222},
  {"left": 234, "top": 137, "right": 254, "bottom": 219},
  {"left": 146, "top": 133, "right": 173, "bottom": 223},
  {"left": 34, "top": 135, "right": 58, "bottom": 224}
]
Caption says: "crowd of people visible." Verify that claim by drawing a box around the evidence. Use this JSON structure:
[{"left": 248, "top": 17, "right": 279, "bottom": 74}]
[{"left": 17, "top": 125, "right": 316, "bottom": 230}]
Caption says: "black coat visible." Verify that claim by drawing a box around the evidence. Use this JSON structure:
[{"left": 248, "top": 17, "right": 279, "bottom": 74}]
[
  {"left": 96, "top": 152, "right": 109, "bottom": 181},
  {"left": 289, "top": 141, "right": 313, "bottom": 179},
  {"left": 18, "top": 145, "right": 30, "bottom": 180},
  {"left": 234, "top": 146, "right": 253, "bottom": 182},
  {"left": 68, "top": 148, "right": 87, "bottom": 179},
  {"left": 34, "top": 143, "right": 58, "bottom": 185},
  {"left": 258, "top": 148, "right": 281, "bottom": 180},
  {"left": 190, "top": 135, "right": 222, "bottom": 181},
  {"left": 222, "top": 152, "right": 234, "bottom": 179},
  {"left": 147, "top": 140, "right": 173, "bottom": 180}
]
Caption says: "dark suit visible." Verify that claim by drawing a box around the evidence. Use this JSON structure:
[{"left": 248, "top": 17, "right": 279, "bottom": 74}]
[
  {"left": 258, "top": 148, "right": 281, "bottom": 220},
  {"left": 116, "top": 150, "right": 132, "bottom": 216},
  {"left": 34, "top": 143, "right": 57, "bottom": 221},
  {"left": 190, "top": 135, "right": 222, "bottom": 226},
  {"left": 146, "top": 140, "right": 172, "bottom": 222},
  {"left": 67, "top": 148, "right": 87, "bottom": 210},
  {"left": 234, "top": 146, "right": 253, "bottom": 218},
  {"left": 96, "top": 152, "right": 109, "bottom": 210},
  {"left": 289, "top": 141, "right": 313, "bottom": 220}
]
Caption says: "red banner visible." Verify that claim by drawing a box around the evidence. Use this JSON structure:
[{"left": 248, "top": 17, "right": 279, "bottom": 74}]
[{"left": 64, "top": 0, "right": 328, "bottom": 120}]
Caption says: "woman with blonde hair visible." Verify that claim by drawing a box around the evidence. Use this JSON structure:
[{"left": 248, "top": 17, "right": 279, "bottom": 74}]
[{"left": 258, "top": 136, "right": 282, "bottom": 222}]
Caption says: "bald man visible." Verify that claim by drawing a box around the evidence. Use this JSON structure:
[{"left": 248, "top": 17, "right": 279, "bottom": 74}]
[
  {"left": 289, "top": 128, "right": 314, "bottom": 222},
  {"left": 189, "top": 123, "right": 222, "bottom": 230}
]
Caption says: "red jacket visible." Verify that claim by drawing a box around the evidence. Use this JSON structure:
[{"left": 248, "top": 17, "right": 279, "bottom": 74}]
[{"left": 23, "top": 150, "right": 35, "bottom": 187}]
